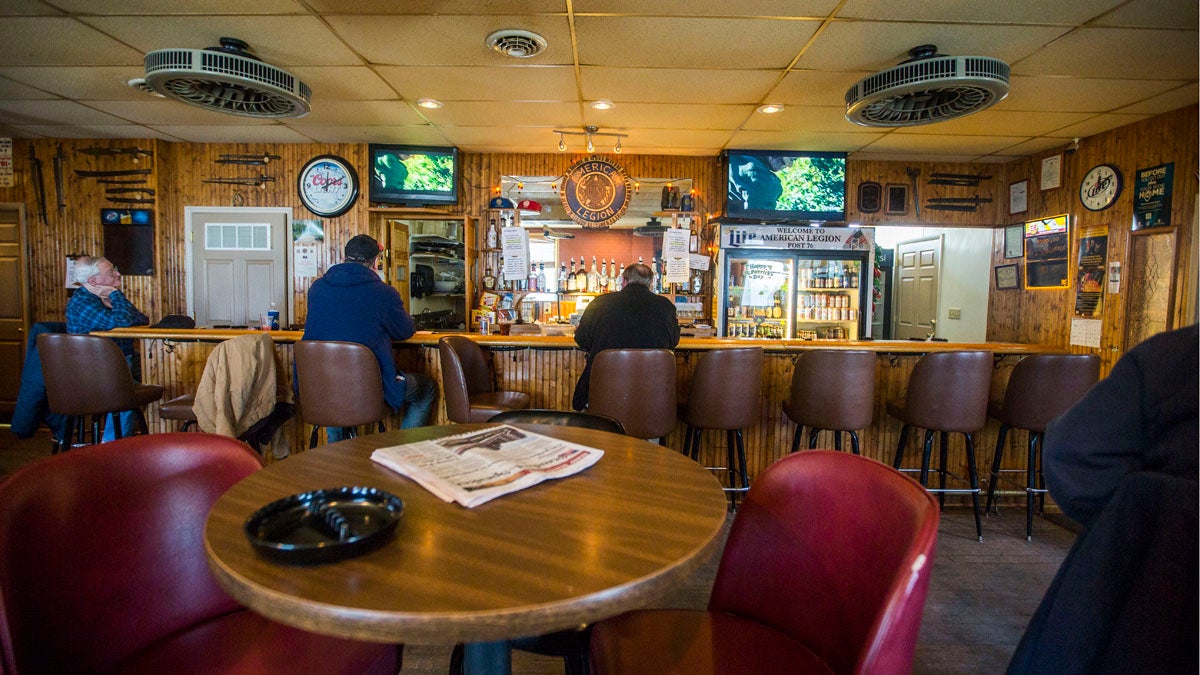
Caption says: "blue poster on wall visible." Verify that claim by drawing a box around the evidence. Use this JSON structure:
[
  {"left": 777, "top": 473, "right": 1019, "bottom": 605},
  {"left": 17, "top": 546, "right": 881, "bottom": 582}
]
[{"left": 1132, "top": 162, "right": 1173, "bottom": 231}]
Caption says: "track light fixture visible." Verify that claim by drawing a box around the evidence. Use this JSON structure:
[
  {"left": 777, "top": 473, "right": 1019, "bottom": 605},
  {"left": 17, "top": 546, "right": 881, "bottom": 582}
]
[{"left": 552, "top": 125, "right": 628, "bottom": 154}]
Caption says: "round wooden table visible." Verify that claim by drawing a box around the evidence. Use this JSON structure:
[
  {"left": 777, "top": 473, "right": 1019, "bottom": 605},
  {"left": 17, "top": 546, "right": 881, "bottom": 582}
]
[{"left": 205, "top": 424, "right": 728, "bottom": 673}]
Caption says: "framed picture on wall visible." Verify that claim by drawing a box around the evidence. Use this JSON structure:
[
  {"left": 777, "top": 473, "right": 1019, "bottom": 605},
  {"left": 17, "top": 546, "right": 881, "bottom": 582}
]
[
  {"left": 995, "top": 263, "right": 1020, "bottom": 290},
  {"left": 1004, "top": 224, "right": 1024, "bottom": 258},
  {"left": 1009, "top": 180, "right": 1028, "bottom": 215},
  {"left": 885, "top": 183, "right": 908, "bottom": 214}
]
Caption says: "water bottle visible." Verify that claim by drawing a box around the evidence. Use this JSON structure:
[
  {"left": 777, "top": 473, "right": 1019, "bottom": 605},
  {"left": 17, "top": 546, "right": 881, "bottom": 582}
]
[{"left": 267, "top": 301, "right": 280, "bottom": 330}]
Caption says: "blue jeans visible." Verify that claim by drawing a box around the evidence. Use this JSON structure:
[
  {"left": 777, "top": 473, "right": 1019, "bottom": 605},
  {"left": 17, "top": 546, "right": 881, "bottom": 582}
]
[
  {"left": 100, "top": 410, "right": 138, "bottom": 442},
  {"left": 325, "top": 371, "right": 437, "bottom": 442}
]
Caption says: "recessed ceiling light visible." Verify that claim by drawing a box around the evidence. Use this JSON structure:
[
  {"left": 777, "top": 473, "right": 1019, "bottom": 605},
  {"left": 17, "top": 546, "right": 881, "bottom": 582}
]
[
  {"left": 590, "top": 99, "right": 614, "bottom": 110},
  {"left": 416, "top": 97, "right": 443, "bottom": 109},
  {"left": 756, "top": 104, "right": 785, "bottom": 114}
]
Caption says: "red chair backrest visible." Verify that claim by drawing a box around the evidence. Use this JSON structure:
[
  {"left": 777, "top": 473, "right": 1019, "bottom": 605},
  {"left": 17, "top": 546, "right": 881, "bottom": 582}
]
[
  {"left": 0, "top": 433, "right": 263, "bottom": 674},
  {"left": 709, "top": 451, "right": 940, "bottom": 675}
]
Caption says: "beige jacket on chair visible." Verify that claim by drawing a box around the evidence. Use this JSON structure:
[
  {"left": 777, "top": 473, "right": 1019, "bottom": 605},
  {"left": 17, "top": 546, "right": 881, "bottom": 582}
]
[{"left": 194, "top": 333, "right": 291, "bottom": 438}]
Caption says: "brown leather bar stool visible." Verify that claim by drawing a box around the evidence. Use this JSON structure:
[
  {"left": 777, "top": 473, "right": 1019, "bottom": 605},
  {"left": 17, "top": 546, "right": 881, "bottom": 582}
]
[
  {"left": 888, "top": 350, "right": 992, "bottom": 541},
  {"left": 986, "top": 353, "right": 1100, "bottom": 540},
  {"left": 37, "top": 333, "right": 164, "bottom": 450},
  {"left": 438, "top": 336, "right": 531, "bottom": 423},
  {"left": 681, "top": 347, "right": 762, "bottom": 499},
  {"left": 782, "top": 349, "right": 877, "bottom": 455},
  {"left": 588, "top": 348, "right": 677, "bottom": 442},
  {"left": 157, "top": 393, "right": 197, "bottom": 431},
  {"left": 294, "top": 340, "right": 391, "bottom": 448}
]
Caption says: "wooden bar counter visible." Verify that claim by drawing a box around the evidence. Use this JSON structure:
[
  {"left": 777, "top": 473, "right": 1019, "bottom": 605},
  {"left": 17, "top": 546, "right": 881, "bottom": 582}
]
[{"left": 97, "top": 327, "right": 1054, "bottom": 503}]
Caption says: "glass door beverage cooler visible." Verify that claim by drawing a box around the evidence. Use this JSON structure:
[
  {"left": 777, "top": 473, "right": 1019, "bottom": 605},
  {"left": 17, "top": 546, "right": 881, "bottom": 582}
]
[{"left": 718, "top": 225, "right": 875, "bottom": 340}]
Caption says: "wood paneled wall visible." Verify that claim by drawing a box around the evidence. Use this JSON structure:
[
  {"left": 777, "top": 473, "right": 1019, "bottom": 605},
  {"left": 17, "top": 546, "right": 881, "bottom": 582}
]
[
  {"left": 985, "top": 106, "right": 1198, "bottom": 374},
  {"left": 2, "top": 105, "right": 1194, "bottom": 367}
]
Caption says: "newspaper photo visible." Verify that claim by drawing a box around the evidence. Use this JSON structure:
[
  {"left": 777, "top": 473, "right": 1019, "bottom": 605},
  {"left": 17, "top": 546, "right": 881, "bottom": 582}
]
[{"left": 370, "top": 425, "right": 604, "bottom": 507}]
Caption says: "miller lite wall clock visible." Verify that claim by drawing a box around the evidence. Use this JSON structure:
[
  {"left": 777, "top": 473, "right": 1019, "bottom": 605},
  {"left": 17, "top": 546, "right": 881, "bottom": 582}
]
[
  {"left": 298, "top": 154, "right": 359, "bottom": 218},
  {"left": 559, "top": 156, "right": 632, "bottom": 229},
  {"left": 1079, "top": 163, "right": 1122, "bottom": 212}
]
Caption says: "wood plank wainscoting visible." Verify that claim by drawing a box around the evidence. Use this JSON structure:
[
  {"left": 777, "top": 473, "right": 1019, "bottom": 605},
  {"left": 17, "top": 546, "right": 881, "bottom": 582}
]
[{"left": 129, "top": 330, "right": 1043, "bottom": 507}]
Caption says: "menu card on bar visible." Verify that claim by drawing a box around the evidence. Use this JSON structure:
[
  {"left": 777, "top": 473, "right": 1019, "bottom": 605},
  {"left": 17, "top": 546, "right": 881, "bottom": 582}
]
[{"left": 370, "top": 425, "right": 604, "bottom": 507}]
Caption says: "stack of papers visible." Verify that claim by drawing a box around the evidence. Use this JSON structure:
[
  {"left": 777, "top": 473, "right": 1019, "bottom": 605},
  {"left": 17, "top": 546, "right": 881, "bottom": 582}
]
[{"left": 370, "top": 425, "right": 604, "bottom": 508}]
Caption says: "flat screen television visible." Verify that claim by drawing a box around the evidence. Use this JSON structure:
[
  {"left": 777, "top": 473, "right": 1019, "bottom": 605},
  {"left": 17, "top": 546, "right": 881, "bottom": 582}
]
[
  {"left": 725, "top": 150, "right": 846, "bottom": 222},
  {"left": 368, "top": 144, "right": 459, "bottom": 206}
]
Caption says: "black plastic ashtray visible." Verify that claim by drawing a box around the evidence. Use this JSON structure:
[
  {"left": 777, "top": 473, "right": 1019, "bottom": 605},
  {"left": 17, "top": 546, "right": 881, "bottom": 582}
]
[{"left": 244, "top": 486, "right": 404, "bottom": 565}]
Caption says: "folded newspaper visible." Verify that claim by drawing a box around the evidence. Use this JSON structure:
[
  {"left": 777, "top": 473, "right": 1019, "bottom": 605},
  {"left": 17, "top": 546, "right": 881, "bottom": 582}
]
[{"left": 370, "top": 425, "right": 604, "bottom": 507}]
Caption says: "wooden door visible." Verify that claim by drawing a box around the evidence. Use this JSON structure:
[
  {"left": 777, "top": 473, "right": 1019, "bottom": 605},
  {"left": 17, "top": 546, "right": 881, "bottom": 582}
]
[
  {"left": 189, "top": 209, "right": 288, "bottom": 328},
  {"left": 0, "top": 206, "right": 28, "bottom": 418},
  {"left": 895, "top": 235, "right": 941, "bottom": 340},
  {"left": 386, "top": 219, "right": 410, "bottom": 306}
]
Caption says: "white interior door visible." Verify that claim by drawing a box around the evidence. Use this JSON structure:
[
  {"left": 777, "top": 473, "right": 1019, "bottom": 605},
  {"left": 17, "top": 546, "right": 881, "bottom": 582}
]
[
  {"left": 188, "top": 209, "right": 289, "bottom": 328},
  {"left": 895, "top": 235, "right": 941, "bottom": 340}
]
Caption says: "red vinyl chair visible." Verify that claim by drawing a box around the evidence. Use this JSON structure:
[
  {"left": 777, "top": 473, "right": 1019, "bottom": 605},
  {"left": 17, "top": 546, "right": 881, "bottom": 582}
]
[
  {"left": 0, "top": 433, "right": 400, "bottom": 675},
  {"left": 589, "top": 451, "right": 940, "bottom": 675}
]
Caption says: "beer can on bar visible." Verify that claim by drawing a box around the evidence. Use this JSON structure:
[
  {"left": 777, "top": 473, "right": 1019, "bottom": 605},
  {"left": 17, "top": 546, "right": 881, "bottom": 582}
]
[{"left": 478, "top": 317, "right": 491, "bottom": 335}]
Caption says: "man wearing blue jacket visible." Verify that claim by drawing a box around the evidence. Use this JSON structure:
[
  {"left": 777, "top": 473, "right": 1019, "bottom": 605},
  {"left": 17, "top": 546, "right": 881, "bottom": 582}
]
[{"left": 302, "top": 234, "right": 435, "bottom": 437}]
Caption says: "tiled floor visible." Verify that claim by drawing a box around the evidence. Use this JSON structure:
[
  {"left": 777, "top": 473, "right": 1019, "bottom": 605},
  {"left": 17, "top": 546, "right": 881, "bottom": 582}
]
[{"left": 0, "top": 429, "right": 1076, "bottom": 674}]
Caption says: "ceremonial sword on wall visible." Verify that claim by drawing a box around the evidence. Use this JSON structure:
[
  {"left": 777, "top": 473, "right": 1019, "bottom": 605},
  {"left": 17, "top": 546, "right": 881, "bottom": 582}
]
[
  {"left": 28, "top": 146, "right": 48, "bottom": 225},
  {"left": 53, "top": 143, "right": 66, "bottom": 217}
]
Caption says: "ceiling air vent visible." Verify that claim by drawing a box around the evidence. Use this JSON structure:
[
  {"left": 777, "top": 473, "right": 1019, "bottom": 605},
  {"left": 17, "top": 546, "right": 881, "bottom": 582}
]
[
  {"left": 486, "top": 30, "right": 547, "bottom": 58},
  {"left": 126, "top": 77, "right": 165, "bottom": 97},
  {"left": 845, "top": 44, "right": 1009, "bottom": 127},
  {"left": 143, "top": 37, "right": 311, "bottom": 119}
]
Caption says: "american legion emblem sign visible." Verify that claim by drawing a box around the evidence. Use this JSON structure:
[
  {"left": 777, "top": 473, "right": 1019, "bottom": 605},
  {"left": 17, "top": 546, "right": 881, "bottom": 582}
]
[{"left": 559, "top": 156, "right": 632, "bottom": 229}]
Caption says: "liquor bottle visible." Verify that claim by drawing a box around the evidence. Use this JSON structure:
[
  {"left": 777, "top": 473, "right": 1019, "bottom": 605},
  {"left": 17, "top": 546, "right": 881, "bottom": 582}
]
[
  {"left": 691, "top": 269, "right": 702, "bottom": 295},
  {"left": 528, "top": 263, "right": 539, "bottom": 292},
  {"left": 609, "top": 258, "right": 618, "bottom": 289},
  {"left": 537, "top": 262, "right": 547, "bottom": 293},
  {"left": 486, "top": 217, "right": 498, "bottom": 249},
  {"left": 650, "top": 257, "right": 659, "bottom": 293},
  {"left": 599, "top": 259, "right": 608, "bottom": 292},
  {"left": 497, "top": 257, "right": 507, "bottom": 290},
  {"left": 483, "top": 266, "right": 496, "bottom": 290},
  {"left": 567, "top": 258, "right": 577, "bottom": 291},
  {"left": 615, "top": 262, "right": 625, "bottom": 290},
  {"left": 587, "top": 256, "right": 599, "bottom": 293},
  {"left": 574, "top": 258, "right": 588, "bottom": 292},
  {"left": 558, "top": 261, "right": 567, "bottom": 292}
]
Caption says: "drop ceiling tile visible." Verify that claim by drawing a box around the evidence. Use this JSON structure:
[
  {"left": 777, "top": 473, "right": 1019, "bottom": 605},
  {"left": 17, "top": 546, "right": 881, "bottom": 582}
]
[
  {"left": 895, "top": 110, "right": 1093, "bottom": 136},
  {"left": 423, "top": 101, "right": 581, "bottom": 127},
  {"left": 83, "top": 16, "right": 360, "bottom": 67},
  {"left": 0, "top": 100, "right": 128, "bottom": 125},
  {"left": 0, "top": 124, "right": 36, "bottom": 137},
  {"left": 0, "top": 75, "right": 59, "bottom": 100},
  {"left": 580, "top": 67, "right": 777, "bottom": 105},
  {"left": 1114, "top": 83, "right": 1199, "bottom": 115},
  {"left": 326, "top": 15, "right": 574, "bottom": 67},
  {"left": 798, "top": 22, "right": 1071, "bottom": 72},
  {"left": 1014, "top": 27, "right": 1198, "bottom": 79},
  {"left": 772, "top": 70, "right": 871, "bottom": 107},
  {"left": 575, "top": 0, "right": 839, "bottom": 17},
  {"left": 376, "top": 65, "right": 578, "bottom": 102},
  {"left": 439, "top": 126, "right": 561, "bottom": 147},
  {"left": 1092, "top": 0, "right": 1198, "bottom": 28},
  {"left": 1049, "top": 113, "right": 1153, "bottom": 139},
  {"left": 743, "top": 106, "right": 879, "bottom": 133},
  {"left": 11, "top": 124, "right": 173, "bottom": 140},
  {"left": 49, "top": 0, "right": 307, "bottom": 13},
  {"left": 83, "top": 100, "right": 279, "bottom": 125},
  {"left": 838, "top": 0, "right": 1123, "bottom": 24},
  {"left": 617, "top": 129, "right": 735, "bottom": 149},
  {"left": 995, "top": 75, "right": 1180, "bottom": 113},
  {"left": 288, "top": 67, "right": 397, "bottom": 101},
  {"left": 0, "top": 18, "right": 143, "bottom": 66},
  {"left": 306, "top": 0, "right": 565, "bottom": 13},
  {"left": 575, "top": 16, "right": 821, "bottom": 69},
  {"left": 146, "top": 125, "right": 314, "bottom": 143},
  {"left": 727, "top": 130, "right": 886, "bottom": 152},
  {"left": 0, "top": 67, "right": 157, "bottom": 100},
  {"left": 582, "top": 103, "right": 755, "bottom": 130},
  {"left": 990, "top": 137, "right": 1080, "bottom": 157},
  {"left": 0, "top": 1, "right": 63, "bottom": 15},
  {"left": 287, "top": 125, "right": 450, "bottom": 145},
  {"left": 286, "top": 101, "right": 427, "bottom": 126},
  {"left": 868, "top": 133, "right": 1031, "bottom": 154}
]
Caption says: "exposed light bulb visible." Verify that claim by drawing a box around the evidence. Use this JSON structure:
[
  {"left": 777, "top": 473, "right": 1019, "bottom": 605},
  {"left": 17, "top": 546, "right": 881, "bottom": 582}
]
[
  {"left": 558, "top": 134, "right": 566, "bottom": 152},
  {"left": 614, "top": 138, "right": 622, "bottom": 153},
  {"left": 586, "top": 135, "right": 594, "bottom": 152}
]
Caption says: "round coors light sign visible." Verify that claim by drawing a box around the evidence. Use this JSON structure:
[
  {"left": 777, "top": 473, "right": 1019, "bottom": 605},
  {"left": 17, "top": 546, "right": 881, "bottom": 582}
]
[{"left": 559, "top": 156, "right": 632, "bottom": 229}]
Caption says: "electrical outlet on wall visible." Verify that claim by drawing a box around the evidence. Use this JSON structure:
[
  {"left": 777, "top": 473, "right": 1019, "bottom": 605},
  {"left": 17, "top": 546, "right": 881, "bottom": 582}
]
[{"left": 948, "top": 308, "right": 962, "bottom": 320}]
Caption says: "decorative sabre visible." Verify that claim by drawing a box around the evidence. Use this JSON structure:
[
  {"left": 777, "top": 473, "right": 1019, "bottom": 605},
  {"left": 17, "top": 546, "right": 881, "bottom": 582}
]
[
  {"left": 52, "top": 143, "right": 66, "bottom": 217},
  {"left": 28, "top": 146, "right": 48, "bottom": 225}
]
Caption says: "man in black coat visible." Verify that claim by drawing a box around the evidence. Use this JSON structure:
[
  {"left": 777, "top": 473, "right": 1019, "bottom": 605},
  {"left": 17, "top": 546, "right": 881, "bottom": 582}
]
[{"left": 572, "top": 263, "right": 680, "bottom": 411}]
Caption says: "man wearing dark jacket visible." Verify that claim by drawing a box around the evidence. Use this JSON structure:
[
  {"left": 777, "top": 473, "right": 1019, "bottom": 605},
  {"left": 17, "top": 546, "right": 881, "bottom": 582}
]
[
  {"left": 572, "top": 263, "right": 680, "bottom": 410},
  {"left": 302, "top": 234, "right": 435, "bottom": 434}
]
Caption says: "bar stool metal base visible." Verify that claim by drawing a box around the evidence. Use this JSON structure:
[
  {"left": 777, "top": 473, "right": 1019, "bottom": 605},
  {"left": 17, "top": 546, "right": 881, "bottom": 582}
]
[
  {"left": 791, "top": 426, "right": 861, "bottom": 455},
  {"left": 893, "top": 425, "right": 983, "bottom": 541},
  {"left": 986, "top": 424, "right": 1049, "bottom": 541},
  {"left": 683, "top": 425, "right": 749, "bottom": 507}
]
